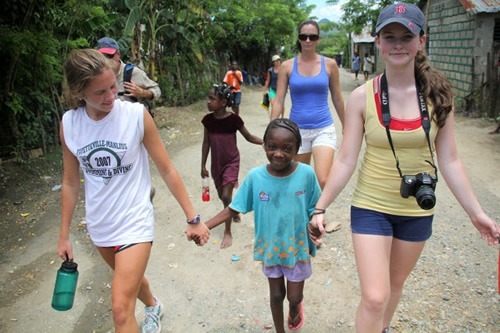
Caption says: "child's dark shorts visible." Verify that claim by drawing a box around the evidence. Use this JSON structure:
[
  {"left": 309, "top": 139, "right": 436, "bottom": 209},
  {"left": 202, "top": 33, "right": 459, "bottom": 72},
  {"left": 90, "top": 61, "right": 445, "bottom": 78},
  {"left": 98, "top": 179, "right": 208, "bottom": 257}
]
[{"left": 233, "top": 91, "right": 242, "bottom": 105}]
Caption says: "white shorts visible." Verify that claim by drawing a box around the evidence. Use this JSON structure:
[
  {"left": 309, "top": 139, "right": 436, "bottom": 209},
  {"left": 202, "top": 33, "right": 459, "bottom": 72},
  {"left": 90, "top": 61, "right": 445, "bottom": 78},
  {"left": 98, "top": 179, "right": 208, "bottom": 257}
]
[{"left": 298, "top": 125, "right": 337, "bottom": 154}]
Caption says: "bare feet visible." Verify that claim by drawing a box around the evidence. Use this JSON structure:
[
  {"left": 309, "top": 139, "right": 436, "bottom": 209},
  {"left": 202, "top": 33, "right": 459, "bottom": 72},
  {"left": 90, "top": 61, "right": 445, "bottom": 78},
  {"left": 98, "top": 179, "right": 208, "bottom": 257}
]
[
  {"left": 488, "top": 124, "right": 500, "bottom": 134},
  {"left": 220, "top": 230, "right": 233, "bottom": 249}
]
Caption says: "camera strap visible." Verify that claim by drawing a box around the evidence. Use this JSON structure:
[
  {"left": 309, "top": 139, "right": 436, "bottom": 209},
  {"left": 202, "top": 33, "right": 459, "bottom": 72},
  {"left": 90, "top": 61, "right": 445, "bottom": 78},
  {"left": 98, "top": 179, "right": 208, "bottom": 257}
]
[{"left": 379, "top": 73, "right": 438, "bottom": 180}]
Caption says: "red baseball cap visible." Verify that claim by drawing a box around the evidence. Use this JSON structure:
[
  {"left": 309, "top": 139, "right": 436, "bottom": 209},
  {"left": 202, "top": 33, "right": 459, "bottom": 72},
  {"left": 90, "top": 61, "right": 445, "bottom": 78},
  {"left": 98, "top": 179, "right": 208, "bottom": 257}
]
[{"left": 96, "top": 37, "right": 119, "bottom": 55}]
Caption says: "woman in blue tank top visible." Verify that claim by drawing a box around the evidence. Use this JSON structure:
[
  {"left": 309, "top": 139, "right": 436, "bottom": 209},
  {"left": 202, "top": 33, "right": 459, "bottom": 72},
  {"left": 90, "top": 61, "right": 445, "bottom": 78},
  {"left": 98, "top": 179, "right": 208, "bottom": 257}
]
[{"left": 271, "top": 20, "right": 345, "bottom": 189}]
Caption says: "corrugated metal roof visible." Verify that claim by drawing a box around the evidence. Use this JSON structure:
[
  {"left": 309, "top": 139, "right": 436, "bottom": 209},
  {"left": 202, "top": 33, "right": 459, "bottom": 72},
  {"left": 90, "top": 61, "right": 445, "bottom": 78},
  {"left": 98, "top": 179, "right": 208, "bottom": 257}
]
[
  {"left": 458, "top": 0, "right": 500, "bottom": 14},
  {"left": 351, "top": 28, "right": 375, "bottom": 44}
]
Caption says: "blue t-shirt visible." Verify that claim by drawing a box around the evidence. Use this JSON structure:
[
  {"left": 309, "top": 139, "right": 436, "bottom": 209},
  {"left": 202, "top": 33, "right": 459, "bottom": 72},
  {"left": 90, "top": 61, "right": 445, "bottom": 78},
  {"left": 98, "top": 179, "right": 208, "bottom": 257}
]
[
  {"left": 229, "top": 163, "right": 321, "bottom": 268},
  {"left": 352, "top": 55, "right": 360, "bottom": 71},
  {"left": 289, "top": 56, "right": 333, "bottom": 129}
]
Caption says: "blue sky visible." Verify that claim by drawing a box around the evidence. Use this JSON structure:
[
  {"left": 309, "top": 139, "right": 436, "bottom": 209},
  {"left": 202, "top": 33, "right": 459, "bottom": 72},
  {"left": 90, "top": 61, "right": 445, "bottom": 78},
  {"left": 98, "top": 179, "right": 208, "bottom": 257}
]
[{"left": 306, "top": 0, "right": 346, "bottom": 23}]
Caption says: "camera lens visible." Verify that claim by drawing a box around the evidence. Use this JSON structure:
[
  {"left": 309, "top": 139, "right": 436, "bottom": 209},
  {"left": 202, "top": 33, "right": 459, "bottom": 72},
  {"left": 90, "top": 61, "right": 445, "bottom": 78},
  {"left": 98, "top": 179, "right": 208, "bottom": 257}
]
[{"left": 415, "top": 186, "right": 436, "bottom": 210}]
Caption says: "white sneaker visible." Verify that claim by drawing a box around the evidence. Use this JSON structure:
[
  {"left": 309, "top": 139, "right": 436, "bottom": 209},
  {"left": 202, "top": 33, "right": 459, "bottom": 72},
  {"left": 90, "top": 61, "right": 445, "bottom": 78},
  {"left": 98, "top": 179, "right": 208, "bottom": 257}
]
[{"left": 142, "top": 297, "right": 164, "bottom": 333}]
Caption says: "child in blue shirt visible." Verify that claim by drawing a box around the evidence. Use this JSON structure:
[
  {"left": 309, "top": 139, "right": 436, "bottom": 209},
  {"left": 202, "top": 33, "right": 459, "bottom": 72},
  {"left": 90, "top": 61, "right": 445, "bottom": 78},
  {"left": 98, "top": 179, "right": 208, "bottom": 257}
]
[{"left": 201, "top": 119, "right": 321, "bottom": 332}]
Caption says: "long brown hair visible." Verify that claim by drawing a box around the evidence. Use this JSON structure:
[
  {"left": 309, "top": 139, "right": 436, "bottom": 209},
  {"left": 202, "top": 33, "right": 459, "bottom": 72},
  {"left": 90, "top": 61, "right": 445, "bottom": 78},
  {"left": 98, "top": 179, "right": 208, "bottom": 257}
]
[
  {"left": 415, "top": 49, "right": 454, "bottom": 128},
  {"left": 63, "top": 49, "right": 114, "bottom": 109}
]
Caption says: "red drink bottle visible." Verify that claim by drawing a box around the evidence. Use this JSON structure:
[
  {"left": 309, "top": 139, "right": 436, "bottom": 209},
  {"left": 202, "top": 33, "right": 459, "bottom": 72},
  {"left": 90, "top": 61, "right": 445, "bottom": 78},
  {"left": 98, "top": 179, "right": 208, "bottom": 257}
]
[{"left": 202, "top": 177, "right": 210, "bottom": 202}]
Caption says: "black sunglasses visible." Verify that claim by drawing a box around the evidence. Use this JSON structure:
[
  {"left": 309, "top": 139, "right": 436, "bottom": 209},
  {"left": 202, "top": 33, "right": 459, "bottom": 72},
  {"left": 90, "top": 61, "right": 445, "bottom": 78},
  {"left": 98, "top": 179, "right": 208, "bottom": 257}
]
[
  {"left": 298, "top": 34, "right": 319, "bottom": 41},
  {"left": 103, "top": 53, "right": 116, "bottom": 59}
]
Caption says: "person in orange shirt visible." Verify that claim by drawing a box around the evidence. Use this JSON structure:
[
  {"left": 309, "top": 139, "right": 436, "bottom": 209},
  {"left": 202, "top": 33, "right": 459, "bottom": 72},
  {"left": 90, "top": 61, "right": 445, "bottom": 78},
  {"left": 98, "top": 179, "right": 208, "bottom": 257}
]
[{"left": 223, "top": 61, "right": 243, "bottom": 115}]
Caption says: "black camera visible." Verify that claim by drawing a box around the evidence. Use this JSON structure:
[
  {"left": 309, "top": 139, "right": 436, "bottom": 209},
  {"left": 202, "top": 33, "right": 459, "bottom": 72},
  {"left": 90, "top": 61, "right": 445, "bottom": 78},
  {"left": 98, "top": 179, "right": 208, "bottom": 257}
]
[{"left": 400, "top": 172, "right": 437, "bottom": 210}]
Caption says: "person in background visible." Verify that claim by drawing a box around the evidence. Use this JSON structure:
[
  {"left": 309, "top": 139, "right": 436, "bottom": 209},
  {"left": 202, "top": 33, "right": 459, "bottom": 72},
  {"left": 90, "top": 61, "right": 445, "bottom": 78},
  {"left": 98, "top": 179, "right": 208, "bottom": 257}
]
[
  {"left": 336, "top": 54, "right": 342, "bottom": 68},
  {"left": 96, "top": 37, "right": 160, "bottom": 117},
  {"left": 58, "top": 49, "right": 209, "bottom": 333},
  {"left": 489, "top": 123, "right": 500, "bottom": 134},
  {"left": 200, "top": 119, "right": 321, "bottom": 332},
  {"left": 352, "top": 51, "right": 360, "bottom": 80},
  {"left": 201, "top": 83, "right": 263, "bottom": 248},
  {"left": 363, "top": 52, "right": 374, "bottom": 81},
  {"left": 272, "top": 20, "right": 345, "bottom": 190},
  {"left": 308, "top": 3, "right": 500, "bottom": 333},
  {"left": 223, "top": 61, "right": 244, "bottom": 115},
  {"left": 263, "top": 55, "right": 283, "bottom": 117}
]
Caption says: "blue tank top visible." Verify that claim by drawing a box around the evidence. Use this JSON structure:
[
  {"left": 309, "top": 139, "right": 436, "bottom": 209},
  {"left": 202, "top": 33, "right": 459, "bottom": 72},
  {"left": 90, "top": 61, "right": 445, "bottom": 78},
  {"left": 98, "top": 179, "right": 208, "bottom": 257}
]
[{"left": 289, "top": 56, "right": 333, "bottom": 129}]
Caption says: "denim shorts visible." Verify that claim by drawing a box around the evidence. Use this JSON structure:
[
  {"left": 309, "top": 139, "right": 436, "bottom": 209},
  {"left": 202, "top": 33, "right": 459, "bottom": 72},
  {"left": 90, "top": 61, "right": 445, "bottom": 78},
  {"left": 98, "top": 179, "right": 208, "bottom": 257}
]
[
  {"left": 233, "top": 91, "right": 242, "bottom": 105},
  {"left": 262, "top": 261, "right": 312, "bottom": 282},
  {"left": 351, "top": 206, "right": 433, "bottom": 242},
  {"left": 297, "top": 125, "right": 337, "bottom": 154}
]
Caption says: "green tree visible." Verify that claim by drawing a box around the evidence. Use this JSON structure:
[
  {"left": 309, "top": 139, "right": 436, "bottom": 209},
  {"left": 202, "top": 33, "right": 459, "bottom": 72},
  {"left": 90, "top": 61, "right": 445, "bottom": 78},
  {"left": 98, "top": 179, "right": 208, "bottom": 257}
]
[
  {"left": 0, "top": 0, "right": 111, "bottom": 160},
  {"left": 209, "top": 0, "right": 311, "bottom": 75},
  {"left": 158, "top": 0, "right": 212, "bottom": 105},
  {"left": 0, "top": 0, "right": 312, "bottom": 159}
]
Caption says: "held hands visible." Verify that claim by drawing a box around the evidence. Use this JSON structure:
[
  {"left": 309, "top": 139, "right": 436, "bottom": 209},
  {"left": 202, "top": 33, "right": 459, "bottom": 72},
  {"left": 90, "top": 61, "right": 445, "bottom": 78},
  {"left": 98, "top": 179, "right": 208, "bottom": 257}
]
[
  {"left": 186, "top": 222, "right": 210, "bottom": 246},
  {"left": 308, "top": 211, "right": 327, "bottom": 245}
]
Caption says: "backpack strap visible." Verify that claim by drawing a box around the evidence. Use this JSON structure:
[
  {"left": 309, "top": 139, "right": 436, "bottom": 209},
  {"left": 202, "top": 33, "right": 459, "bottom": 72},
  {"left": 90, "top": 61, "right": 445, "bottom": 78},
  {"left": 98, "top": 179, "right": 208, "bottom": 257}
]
[
  {"left": 121, "top": 63, "right": 155, "bottom": 118},
  {"left": 123, "top": 63, "right": 135, "bottom": 83}
]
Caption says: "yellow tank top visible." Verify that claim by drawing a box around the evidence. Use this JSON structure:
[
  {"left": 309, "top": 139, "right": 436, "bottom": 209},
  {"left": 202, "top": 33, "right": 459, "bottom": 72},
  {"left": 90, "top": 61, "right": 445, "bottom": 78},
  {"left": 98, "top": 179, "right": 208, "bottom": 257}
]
[{"left": 351, "top": 78, "right": 439, "bottom": 216}]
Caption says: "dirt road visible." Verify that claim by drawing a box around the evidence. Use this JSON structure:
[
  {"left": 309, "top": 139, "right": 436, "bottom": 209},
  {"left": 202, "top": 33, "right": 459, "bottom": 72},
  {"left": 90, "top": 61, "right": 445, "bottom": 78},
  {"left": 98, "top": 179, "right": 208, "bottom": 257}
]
[{"left": 0, "top": 69, "right": 499, "bottom": 332}]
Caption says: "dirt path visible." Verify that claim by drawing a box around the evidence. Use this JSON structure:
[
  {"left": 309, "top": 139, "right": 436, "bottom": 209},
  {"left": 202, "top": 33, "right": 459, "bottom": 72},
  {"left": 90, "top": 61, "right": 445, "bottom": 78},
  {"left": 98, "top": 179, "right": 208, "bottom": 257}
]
[{"left": 0, "top": 69, "right": 499, "bottom": 333}]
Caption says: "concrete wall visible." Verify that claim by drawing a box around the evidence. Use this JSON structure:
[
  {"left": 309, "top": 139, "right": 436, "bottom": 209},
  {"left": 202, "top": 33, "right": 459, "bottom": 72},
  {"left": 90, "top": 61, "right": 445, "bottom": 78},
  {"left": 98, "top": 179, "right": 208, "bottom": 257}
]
[
  {"left": 427, "top": 0, "right": 499, "bottom": 101},
  {"left": 427, "top": 0, "right": 475, "bottom": 99},
  {"left": 473, "top": 13, "right": 500, "bottom": 87}
]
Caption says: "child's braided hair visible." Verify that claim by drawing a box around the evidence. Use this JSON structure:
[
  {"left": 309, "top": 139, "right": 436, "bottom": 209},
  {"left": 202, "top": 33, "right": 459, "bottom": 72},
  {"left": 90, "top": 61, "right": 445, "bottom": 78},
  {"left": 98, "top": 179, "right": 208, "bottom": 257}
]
[
  {"left": 264, "top": 118, "right": 302, "bottom": 153},
  {"left": 212, "top": 82, "right": 234, "bottom": 107}
]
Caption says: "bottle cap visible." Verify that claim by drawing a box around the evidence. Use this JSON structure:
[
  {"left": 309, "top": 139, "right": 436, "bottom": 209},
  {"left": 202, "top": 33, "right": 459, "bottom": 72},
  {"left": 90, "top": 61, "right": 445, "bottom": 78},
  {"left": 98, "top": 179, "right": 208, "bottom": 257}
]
[{"left": 61, "top": 260, "right": 78, "bottom": 272}]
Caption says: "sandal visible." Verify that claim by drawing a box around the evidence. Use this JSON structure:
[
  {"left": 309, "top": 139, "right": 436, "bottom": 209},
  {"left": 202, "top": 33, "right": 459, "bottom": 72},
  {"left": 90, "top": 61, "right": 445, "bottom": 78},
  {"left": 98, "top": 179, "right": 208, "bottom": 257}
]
[
  {"left": 288, "top": 301, "right": 304, "bottom": 330},
  {"left": 325, "top": 222, "right": 342, "bottom": 233}
]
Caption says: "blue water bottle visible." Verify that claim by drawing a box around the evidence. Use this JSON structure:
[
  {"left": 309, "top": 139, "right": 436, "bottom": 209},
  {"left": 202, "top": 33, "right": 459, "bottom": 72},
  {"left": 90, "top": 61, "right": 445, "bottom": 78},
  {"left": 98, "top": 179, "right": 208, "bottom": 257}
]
[{"left": 51, "top": 258, "right": 79, "bottom": 311}]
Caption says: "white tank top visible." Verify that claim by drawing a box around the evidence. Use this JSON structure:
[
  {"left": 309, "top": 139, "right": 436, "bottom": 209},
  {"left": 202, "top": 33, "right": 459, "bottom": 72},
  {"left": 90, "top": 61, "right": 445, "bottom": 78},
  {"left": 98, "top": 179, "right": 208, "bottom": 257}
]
[{"left": 62, "top": 100, "right": 154, "bottom": 246}]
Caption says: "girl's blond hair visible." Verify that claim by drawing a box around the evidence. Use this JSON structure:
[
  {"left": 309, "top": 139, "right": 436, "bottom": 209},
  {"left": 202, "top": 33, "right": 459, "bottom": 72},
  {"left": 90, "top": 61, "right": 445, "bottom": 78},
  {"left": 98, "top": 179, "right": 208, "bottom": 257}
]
[{"left": 63, "top": 49, "right": 114, "bottom": 109}]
